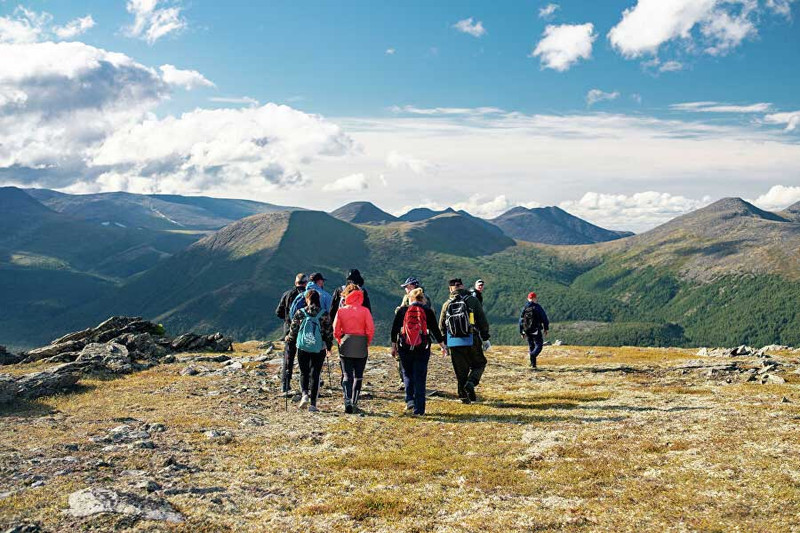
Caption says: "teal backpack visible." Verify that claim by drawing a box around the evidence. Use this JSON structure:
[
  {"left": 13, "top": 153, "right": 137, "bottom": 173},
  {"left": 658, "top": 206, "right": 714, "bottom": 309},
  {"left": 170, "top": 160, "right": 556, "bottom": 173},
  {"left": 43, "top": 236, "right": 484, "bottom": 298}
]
[{"left": 297, "top": 308, "right": 325, "bottom": 352}]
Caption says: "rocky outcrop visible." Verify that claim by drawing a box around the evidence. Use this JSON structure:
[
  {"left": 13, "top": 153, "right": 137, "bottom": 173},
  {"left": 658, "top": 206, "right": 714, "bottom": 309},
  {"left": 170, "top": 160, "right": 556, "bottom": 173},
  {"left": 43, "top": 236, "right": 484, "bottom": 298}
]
[
  {"left": 0, "top": 345, "right": 22, "bottom": 365},
  {"left": 697, "top": 344, "right": 795, "bottom": 358},
  {"left": 76, "top": 343, "right": 133, "bottom": 374},
  {"left": 170, "top": 332, "right": 233, "bottom": 353},
  {"left": 0, "top": 362, "right": 85, "bottom": 402},
  {"left": 67, "top": 487, "right": 184, "bottom": 523}
]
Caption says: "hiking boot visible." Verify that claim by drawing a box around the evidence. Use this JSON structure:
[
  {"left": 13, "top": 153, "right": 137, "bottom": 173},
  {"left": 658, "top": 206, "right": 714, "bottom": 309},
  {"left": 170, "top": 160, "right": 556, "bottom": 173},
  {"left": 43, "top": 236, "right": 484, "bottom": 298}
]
[
  {"left": 460, "top": 396, "right": 472, "bottom": 405},
  {"left": 299, "top": 393, "right": 310, "bottom": 408},
  {"left": 344, "top": 400, "right": 353, "bottom": 414},
  {"left": 308, "top": 405, "right": 319, "bottom": 413},
  {"left": 464, "top": 381, "right": 477, "bottom": 402},
  {"left": 406, "top": 401, "right": 415, "bottom": 411}
]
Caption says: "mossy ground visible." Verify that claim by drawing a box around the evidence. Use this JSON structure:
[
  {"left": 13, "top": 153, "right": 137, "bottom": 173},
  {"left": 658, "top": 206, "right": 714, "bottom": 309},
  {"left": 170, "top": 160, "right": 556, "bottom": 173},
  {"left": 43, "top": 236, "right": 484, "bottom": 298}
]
[{"left": 1, "top": 343, "right": 799, "bottom": 531}]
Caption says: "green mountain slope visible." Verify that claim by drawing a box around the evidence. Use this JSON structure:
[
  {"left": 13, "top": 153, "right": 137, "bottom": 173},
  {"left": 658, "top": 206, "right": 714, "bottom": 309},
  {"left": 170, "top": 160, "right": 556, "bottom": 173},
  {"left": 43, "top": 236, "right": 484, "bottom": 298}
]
[{"left": 491, "top": 206, "right": 634, "bottom": 244}]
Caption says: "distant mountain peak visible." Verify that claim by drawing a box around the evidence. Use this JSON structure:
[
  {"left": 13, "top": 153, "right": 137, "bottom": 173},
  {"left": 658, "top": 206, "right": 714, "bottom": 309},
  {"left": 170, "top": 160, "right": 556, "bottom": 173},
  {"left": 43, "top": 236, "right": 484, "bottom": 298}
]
[
  {"left": 330, "top": 201, "right": 398, "bottom": 224},
  {"left": 492, "top": 204, "right": 633, "bottom": 245},
  {"left": 0, "top": 186, "right": 52, "bottom": 215},
  {"left": 688, "top": 197, "right": 786, "bottom": 222}
]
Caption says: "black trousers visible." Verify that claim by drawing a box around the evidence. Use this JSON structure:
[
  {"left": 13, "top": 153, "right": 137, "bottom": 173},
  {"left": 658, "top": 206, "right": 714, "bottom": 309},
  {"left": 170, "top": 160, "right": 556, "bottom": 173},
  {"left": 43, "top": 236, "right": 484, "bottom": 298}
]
[
  {"left": 340, "top": 356, "right": 367, "bottom": 406},
  {"left": 526, "top": 333, "right": 544, "bottom": 367},
  {"left": 298, "top": 350, "right": 326, "bottom": 406},
  {"left": 449, "top": 340, "right": 487, "bottom": 400},
  {"left": 282, "top": 339, "right": 298, "bottom": 393}
]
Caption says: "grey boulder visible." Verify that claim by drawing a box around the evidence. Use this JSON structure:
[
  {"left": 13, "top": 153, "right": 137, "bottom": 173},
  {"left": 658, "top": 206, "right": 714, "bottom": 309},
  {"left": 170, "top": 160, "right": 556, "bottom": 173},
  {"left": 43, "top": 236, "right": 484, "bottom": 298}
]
[{"left": 67, "top": 487, "right": 183, "bottom": 523}]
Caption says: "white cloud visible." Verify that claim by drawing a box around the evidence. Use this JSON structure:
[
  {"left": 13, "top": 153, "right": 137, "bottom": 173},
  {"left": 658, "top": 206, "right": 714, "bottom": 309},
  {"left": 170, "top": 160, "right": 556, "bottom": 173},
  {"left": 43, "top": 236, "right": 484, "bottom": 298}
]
[
  {"left": 659, "top": 60, "right": 684, "bottom": 72},
  {"left": 608, "top": 0, "right": 785, "bottom": 62},
  {"left": 559, "top": 191, "right": 713, "bottom": 232},
  {"left": 586, "top": 89, "right": 620, "bottom": 107},
  {"left": 531, "top": 23, "right": 596, "bottom": 72},
  {"left": 539, "top": 4, "right": 560, "bottom": 19},
  {"left": 159, "top": 64, "right": 215, "bottom": 90},
  {"left": 322, "top": 173, "right": 369, "bottom": 192},
  {"left": 126, "top": 0, "right": 187, "bottom": 44},
  {"left": 0, "top": 7, "right": 94, "bottom": 43},
  {"left": 386, "top": 150, "right": 434, "bottom": 175},
  {"left": 764, "top": 111, "right": 800, "bottom": 131},
  {"left": 53, "top": 15, "right": 95, "bottom": 39},
  {"left": 672, "top": 101, "right": 772, "bottom": 113},
  {"left": 631, "top": 93, "right": 643, "bottom": 104},
  {"left": 385, "top": 48, "right": 395, "bottom": 55},
  {"left": 452, "top": 17, "right": 486, "bottom": 38},
  {"left": 209, "top": 96, "right": 259, "bottom": 106},
  {"left": 390, "top": 105, "right": 504, "bottom": 116},
  {"left": 752, "top": 185, "right": 800, "bottom": 210},
  {"left": 396, "top": 195, "right": 541, "bottom": 220},
  {"left": 766, "top": 0, "right": 797, "bottom": 18}
]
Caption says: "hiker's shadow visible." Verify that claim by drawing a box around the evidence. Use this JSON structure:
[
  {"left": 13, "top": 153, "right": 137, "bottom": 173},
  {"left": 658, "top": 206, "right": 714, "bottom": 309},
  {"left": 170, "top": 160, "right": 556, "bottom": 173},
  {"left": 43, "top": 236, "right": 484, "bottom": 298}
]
[
  {"left": 0, "top": 383, "right": 95, "bottom": 419},
  {"left": 427, "top": 412, "right": 574, "bottom": 424}
]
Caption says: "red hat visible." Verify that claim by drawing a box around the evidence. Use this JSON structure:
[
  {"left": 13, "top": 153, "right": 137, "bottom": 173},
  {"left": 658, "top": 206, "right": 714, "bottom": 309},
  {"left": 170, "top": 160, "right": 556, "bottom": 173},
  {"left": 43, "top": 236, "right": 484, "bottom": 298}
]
[{"left": 528, "top": 292, "right": 537, "bottom": 299}]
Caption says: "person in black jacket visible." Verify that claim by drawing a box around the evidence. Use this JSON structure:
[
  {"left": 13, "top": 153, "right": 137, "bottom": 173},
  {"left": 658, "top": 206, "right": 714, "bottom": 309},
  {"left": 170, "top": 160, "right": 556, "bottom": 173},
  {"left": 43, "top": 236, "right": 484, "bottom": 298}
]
[
  {"left": 470, "top": 279, "right": 485, "bottom": 305},
  {"left": 330, "top": 269, "right": 371, "bottom": 324},
  {"left": 391, "top": 288, "right": 447, "bottom": 416},
  {"left": 286, "top": 289, "right": 334, "bottom": 412},
  {"left": 519, "top": 291, "right": 549, "bottom": 369},
  {"left": 275, "top": 272, "right": 308, "bottom": 394}
]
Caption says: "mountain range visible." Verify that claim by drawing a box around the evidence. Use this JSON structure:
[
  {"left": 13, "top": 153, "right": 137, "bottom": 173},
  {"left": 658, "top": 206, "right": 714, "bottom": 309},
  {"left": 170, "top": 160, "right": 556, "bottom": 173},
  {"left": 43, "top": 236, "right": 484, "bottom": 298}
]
[{"left": 3, "top": 186, "right": 800, "bottom": 351}]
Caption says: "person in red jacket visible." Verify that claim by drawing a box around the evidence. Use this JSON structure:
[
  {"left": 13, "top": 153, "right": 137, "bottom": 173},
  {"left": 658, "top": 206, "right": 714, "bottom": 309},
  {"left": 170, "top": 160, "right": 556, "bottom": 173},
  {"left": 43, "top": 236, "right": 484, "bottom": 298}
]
[{"left": 332, "top": 284, "right": 375, "bottom": 413}]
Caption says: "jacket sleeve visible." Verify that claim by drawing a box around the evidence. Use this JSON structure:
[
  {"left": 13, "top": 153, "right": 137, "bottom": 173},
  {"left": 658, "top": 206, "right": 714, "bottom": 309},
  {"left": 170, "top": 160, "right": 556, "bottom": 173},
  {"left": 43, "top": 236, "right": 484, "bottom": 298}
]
[
  {"left": 470, "top": 296, "right": 490, "bottom": 340},
  {"left": 362, "top": 288, "right": 372, "bottom": 312},
  {"left": 333, "top": 313, "right": 343, "bottom": 344},
  {"left": 539, "top": 305, "right": 550, "bottom": 331},
  {"left": 276, "top": 291, "right": 288, "bottom": 320},
  {"left": 285, "top": 310, "right": 302, "bottom": 343},
  {"left": 365, "top": 309, "right": 375, "bottom": 346},
  {"left": 519, "top": 306, "right": 526, "bottom": 334},
  {"left": 321, "top": 312, "right": 334, "bottom": 350},
  {"left": 390, "top": 307, "right": 405, "bottom": 344},
  {"left": 439, "top": 300, "right": 449, "bottom": 336},
  {"left": 426, "top": 307, "right": 444, "bottom": 344},
  {"left": 329, "top": 287, "right": 341, "bottom": 324}
]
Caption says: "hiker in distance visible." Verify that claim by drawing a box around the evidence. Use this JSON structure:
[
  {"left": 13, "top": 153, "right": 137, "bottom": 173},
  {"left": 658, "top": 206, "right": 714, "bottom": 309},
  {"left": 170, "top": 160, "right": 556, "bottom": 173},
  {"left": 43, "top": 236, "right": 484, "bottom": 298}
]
[
  {"left": 470, "top": 279, "right": 485, "bottom": 305},
  {"left": 440, "top": 278, "right": 491, "bottom": 404},
  {"left": 299, "top": 272, "right": 333, "bottom": 312},
  {"left": 285, "top": 289, "right": 333, "bottom": 412},
  {"left": 391, "top": 287, "right": 447, "bottom": 416},
  {"left": 275, "top": 272, "right": 309, "bottom": 395},
  {"left": 330, "top": 269, "right": 371, "bottom": 324},
  {"left": 520, "top": 291, "right": 549, "bottom": 369},
  {"left": 333, "top": 284, "right": 375, "bottom": 414},
  {"left": 395, "top": 276, "right": 434, "bottom": 390}
]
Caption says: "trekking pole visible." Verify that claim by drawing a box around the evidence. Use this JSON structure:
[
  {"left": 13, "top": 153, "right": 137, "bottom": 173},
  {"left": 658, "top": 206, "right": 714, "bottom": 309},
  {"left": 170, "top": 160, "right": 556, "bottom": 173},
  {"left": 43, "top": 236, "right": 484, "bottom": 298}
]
[{"left": 327, "top": 356, "right": 333, "bottom": 391}]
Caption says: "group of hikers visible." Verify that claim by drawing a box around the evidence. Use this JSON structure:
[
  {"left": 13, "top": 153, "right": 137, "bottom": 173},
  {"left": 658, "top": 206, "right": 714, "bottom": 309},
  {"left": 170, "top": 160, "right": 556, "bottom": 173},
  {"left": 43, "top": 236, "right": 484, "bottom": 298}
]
[{"left": 275, "top": 269, "right": 549, "bottom": 416}]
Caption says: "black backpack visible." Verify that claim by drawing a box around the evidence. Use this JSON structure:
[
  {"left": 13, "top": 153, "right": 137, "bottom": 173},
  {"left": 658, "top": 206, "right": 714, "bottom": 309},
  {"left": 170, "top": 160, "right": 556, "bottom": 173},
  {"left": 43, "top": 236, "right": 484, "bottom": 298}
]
[
  {"left": 445, "top": 294, "right": 471, "bottom": 338},
  {"left": 521, "top": 305, "right": 540, "bottom": 335}
]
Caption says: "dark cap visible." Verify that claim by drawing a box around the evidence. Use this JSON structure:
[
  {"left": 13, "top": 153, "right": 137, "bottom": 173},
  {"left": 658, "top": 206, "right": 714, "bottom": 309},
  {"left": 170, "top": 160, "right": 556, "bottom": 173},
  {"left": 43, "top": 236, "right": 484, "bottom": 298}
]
[
  {"left": 346, "top": 269, "right": 364, "bottom": 286},
  {"left": 448, "top": 278, "right": 463, "bottom": 287},
  {"left": 310, "top": 272, "right": 326, "bottom": 282},
  {"left": 400, "top": 276, "right": 419, "bottom": 288},
  {"left": 295, "top": 272, "right": 308, "bottom": 285}
]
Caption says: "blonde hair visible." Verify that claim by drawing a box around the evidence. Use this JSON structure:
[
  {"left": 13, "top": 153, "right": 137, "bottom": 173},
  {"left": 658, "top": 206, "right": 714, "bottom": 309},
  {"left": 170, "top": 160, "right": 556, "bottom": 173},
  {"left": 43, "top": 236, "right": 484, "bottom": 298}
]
[
  {"left": 342, "top": 283, "right": 360, "bottom": 299},
  {"left": 408, "top": 287, "right": 425, "bottom": 303}
]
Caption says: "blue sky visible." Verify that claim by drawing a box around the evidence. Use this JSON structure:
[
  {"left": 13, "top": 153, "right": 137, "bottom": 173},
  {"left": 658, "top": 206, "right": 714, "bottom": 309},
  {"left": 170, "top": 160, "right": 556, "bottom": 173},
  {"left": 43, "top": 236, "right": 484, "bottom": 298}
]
[{"left": 2, "top": 0, "right": 800, "bottom": 230}]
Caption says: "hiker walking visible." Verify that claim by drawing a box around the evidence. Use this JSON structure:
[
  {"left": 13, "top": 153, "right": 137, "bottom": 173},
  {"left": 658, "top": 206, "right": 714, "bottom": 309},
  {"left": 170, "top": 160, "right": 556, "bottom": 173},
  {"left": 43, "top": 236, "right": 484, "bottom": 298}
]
[
  {"left": 330, "top": 269, "right": 372, "bottom": 324},
  {"left": 333, "top": 284, "right": 375, "bottom": 413},
  {"left": 395, "top": 276, "right": 434, "bottom": 389},
  {"left": 275, "top": 272, "right": 309, "bottom": 395},
  {"left": 391, "top": 287, "right": 446, "bottom": 416},
  {"left": 519, "top": 292, "right": 549, "bottom": 369},
  {"left": 439, "top": 278, "right": 490, "bottom": 404},
  {"left": 285, "top": 289, "right": 333, "bottom": 412},
  {"left": 470, "top": 279, "right": 485, "bottom": 305}
]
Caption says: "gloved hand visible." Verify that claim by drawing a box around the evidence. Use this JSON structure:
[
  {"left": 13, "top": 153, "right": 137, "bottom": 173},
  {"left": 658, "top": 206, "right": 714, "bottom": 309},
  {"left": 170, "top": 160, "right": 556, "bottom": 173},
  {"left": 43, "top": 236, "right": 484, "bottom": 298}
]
[{"left": 482, "top": 340, "right": 491, "bottom": 352}]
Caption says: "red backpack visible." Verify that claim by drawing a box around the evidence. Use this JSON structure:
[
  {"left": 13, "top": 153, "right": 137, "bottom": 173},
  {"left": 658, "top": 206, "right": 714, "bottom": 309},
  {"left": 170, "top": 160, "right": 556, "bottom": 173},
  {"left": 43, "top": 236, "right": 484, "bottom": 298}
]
[{"left": 402, "top": 303, "right": 428, "bottom": 348}]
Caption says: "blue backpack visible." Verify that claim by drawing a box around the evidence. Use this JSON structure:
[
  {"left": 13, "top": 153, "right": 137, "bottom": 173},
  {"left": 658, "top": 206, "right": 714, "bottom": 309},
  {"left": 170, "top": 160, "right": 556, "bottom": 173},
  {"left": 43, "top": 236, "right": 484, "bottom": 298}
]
[
  {"left": 297, "top": 308, "right": 325, "bottom": 352},
  {"left": 290, "top": 288, "right": 312, "bottom": 317}
]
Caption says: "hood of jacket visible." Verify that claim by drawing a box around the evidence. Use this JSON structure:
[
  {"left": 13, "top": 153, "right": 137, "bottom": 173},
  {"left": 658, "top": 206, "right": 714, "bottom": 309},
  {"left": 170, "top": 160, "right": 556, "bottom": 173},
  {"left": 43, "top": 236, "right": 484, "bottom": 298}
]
[{"left": 343, "top": 289, "right": 364, "bottom": 307}]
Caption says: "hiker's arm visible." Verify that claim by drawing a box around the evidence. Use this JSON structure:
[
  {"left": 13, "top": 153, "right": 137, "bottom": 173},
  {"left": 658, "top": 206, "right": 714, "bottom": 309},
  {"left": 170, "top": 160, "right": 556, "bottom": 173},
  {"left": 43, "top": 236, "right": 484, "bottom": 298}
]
[
  {"left": 473, "top": 299, "right": 491, "bottom": 340},
  {"left": 362, "top": 289, "right": 372, "bottom": 311},
  {"left": 426, "top": 308, "right": 445, "bottom": 344},
  {"left": 329, "top": 288, "right": 341, "bottom": 324},
  {"left": 332, "top": 314, "right": 343, "bottom": 344},
  {"left": 541, "top": 306, "right": 550, "bottom": 334},
  {"left": 390, "top": 308, "right": 404, "bottom": 344},
  {"left": 365, "top": 310, "right": 375, "bottom": 346},
  {"left": 438, "top": 302, "right": 448, "bottom": 335},
  {"left": 321, "top": 313, "right": 334, "bottom": 351},
  {"left": 285, "top": 311, "right": 300, "bottom": 342},
  {"left": 275, "top": 292, "right": 287, "bottom": 320}
]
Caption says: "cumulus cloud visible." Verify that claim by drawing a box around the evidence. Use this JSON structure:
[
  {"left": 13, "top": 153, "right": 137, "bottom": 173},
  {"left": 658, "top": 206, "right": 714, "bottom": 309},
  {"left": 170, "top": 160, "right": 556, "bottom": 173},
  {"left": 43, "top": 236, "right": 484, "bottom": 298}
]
[
  {"left": 159, "top": 64, "right": 215, "bottom": 90},
  {"left": 586, "top": 89, "right": 620, "bottom": 107},
  {"left": 386, "top": 150, "right": 435, "bottom": 175},
  {"left": 452, "top": 17, "right": 486, "bottom": 38},
  {"left": 672, "top": 101, "right": 772, "bottom": 113},
  {"left": 560, "top": 191, "right": 713, "bottom": 232},
  {"left": 659, "top": 60, "right": 684, "bottom": 72},
  {"left": 764, "top": 111, "right": 800, "bottom": 131},
  {"left": 531, "top": 23, "right": 596, "bottom": 71},
  {"left": 126, "top": 0, "right": 187, "bottom": 44},
  {"left": 608, "top": 0, "right": 786, "bottom": 62},
  {"left": 538, "top": 4, "right": 560, "bottom": 19},
  {"left": 322, "top": 173, "right": 369, "bottom": 192},
  {"left": 0, "top": 6, "right": 94, "bottom": 43},
  {"left": 752, "top": 185, "right": 800, "bottom": 210},
  {"left": 766, "top": 0, "right": 797, "bottom": 17},
  {"left": 0, "top": 40, "right": 354, "bottom": 194},
  {"left": 385, "top": 48, "right": 396, "bottom": 55},
  {"left": 390, "top": 105, "right": 504, "bottom": 116}
]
